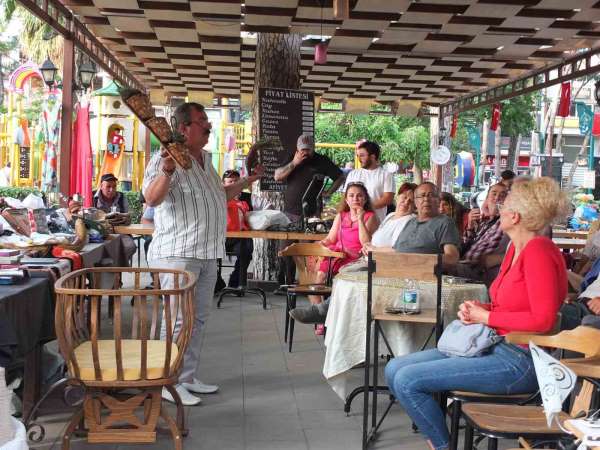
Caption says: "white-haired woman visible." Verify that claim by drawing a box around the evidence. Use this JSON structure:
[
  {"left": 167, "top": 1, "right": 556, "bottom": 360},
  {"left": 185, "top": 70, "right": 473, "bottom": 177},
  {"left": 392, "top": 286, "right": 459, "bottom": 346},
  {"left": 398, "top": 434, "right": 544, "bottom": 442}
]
[{"left": 384, "top": 177, "right": 569, "bottom": 450}]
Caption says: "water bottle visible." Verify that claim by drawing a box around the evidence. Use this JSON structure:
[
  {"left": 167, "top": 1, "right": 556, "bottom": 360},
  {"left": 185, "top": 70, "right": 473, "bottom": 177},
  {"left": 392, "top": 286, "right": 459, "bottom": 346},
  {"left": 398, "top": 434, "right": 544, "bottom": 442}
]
[{"left": 402, "top": 279, "right": 420, "bottom": 313}]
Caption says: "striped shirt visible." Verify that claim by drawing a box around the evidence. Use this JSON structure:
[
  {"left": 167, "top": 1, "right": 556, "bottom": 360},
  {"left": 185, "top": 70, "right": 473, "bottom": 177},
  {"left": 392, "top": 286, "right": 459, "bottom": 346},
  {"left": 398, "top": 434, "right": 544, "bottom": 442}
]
[{"left": 142, "top": 151, "right": 226, "bottom": 260}]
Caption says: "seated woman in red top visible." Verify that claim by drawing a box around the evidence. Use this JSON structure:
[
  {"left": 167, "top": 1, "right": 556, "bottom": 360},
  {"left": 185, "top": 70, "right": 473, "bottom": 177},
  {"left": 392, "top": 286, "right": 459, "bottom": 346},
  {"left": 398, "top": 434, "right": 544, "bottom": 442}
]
[
  {"left": 308, "top": 183, "right": 378, "bottom": 327},
  {"left": 384, "top": 177, "right": 569, "bottom": 450}
]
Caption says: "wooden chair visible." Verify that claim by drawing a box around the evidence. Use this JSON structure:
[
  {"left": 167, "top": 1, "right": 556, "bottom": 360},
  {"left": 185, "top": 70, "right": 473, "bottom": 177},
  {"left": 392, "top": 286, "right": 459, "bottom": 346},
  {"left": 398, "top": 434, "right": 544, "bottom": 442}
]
[
  {"left": 447, "top": 314, "right": 562, "bottom": 450},
  {"left": 460, "top": 326, "right": 600, "bottom": 450},
  {"left": 362, "top": 251, "right": 443, "bottom": 449},
  {"left": 54, "top": 267, "right": 196, "bottom": 450},
  {"left": 277, "top": 243, "right": 344, "bottom": 352}
]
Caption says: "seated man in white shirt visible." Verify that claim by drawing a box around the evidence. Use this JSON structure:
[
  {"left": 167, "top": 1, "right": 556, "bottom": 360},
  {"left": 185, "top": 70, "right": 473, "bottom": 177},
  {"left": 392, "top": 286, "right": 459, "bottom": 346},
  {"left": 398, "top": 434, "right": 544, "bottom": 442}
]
[{"left": 345, "top": 140, "right": 395, "bottom": 223}]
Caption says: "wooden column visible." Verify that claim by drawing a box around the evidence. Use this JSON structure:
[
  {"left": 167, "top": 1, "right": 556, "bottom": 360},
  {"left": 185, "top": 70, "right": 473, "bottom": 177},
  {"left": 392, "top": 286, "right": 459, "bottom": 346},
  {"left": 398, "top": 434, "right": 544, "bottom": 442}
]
[
  {"left": 144, "top": 126, "right": 151, "bottom": 167},
  {"left": 59, "top": 37, "right": 74, "bottom": 200}
]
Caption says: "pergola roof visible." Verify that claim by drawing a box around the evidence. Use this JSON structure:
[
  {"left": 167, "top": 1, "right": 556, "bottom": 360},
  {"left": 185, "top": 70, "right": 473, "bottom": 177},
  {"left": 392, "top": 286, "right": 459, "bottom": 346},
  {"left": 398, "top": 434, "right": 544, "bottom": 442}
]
[{"left": 61, "top": 0, "right": 600, "bottom": 108}]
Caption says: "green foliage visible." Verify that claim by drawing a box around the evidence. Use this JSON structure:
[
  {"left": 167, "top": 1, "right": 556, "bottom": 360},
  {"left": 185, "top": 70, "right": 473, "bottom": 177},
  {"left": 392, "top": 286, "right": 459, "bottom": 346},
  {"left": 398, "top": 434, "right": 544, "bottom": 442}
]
[
  {"left": 397, "top": 125, "right": 430, "bottom": 170},
  {"left": 450, "top": 119, "right": 471, "bottom": 154},
  {"left": 21, "top": 89, "right": 45, "bottom": 124},
  {"left": 123, "top": 191, "right": 142, "bottom": 224},
  {"left": 0, "top": 186, "right": 41, "bottom": 200},
  {"left": 315, "top": 112, "right": 429, "bottom": 166},
  {"left": 460, "top": 92, "right": 539, "bottom": 138}
]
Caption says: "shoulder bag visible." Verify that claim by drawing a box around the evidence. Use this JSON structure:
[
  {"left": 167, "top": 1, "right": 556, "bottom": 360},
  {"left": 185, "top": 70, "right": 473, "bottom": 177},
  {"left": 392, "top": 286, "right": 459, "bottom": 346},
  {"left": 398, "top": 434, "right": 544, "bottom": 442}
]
[{"left": 437, "top": 319, "right": 503, "bottom": 357}]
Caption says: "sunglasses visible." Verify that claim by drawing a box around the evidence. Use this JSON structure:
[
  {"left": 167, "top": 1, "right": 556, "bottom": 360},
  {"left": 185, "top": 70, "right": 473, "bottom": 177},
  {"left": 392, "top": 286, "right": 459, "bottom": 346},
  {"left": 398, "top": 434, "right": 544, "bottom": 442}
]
[{"left": 222, "top": 170, "right": 240, "bottom": 179}]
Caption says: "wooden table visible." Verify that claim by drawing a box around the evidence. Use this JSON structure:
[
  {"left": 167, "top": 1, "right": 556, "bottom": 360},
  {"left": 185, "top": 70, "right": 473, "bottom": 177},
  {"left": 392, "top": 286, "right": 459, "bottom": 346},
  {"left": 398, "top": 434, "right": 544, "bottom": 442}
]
[
  {"left": 552, "top": 230, "right": 589, "bottom": 239},
  {"left": 115, "top": 224, "right": 327, "bottom": 308},
  {"left": 553, "top": 238, "right": 587, "bottom": 250},
  {"left": 115, "top": 224, "right": 327, "bottom": 241}
]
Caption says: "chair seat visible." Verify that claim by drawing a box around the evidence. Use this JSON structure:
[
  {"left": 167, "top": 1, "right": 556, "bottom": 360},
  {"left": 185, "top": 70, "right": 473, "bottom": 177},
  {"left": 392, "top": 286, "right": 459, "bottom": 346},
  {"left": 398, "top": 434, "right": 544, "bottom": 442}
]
[
  {"left": 450, "top": 390, "right": 533, "bottom": 400},
  {"left": 73, "top": 339, "right": 179, "bottom": 381},
  {"left": 288, "top": 284, "right": 331, "bottom": 295},
  {"left": 462, "top": 403, "right": 570, "bottom": 437}
]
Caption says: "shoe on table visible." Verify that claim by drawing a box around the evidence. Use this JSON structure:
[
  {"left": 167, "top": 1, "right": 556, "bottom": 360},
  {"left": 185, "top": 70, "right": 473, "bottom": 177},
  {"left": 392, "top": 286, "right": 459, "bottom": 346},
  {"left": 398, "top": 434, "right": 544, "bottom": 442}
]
[
  {"left": 182, "top": 379, "right": 219, "bottom": 394},
  {"left": 162, "top": 384, "right": 202, "bottom": 406},
  {"left": 289, "top": 304, "right": 326, "bottom": 324}
]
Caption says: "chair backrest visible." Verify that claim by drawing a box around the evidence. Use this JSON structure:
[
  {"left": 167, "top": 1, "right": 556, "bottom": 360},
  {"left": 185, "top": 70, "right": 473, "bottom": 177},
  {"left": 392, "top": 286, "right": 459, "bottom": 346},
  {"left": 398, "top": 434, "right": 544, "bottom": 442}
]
[
  {"left": 54, "top": 267, "right": 196, "bottom": 384},
  {"left": 506, "top": 326, "right": 600, "bottom": 357},
  {"left": 279, "top": 243, "right": 345, "bottom": 285},
  {"left": 507, "top": 326, "right": 600, "bottom": 418},
  {"left": 370, "top": 251, "right": 438, "bottom": 282}
]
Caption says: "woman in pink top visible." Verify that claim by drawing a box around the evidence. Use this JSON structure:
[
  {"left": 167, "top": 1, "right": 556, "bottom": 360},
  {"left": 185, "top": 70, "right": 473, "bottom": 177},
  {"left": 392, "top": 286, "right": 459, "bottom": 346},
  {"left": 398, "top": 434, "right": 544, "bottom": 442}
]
[{"left": 309, "top": 183, "right": 378, "bottom": 332}]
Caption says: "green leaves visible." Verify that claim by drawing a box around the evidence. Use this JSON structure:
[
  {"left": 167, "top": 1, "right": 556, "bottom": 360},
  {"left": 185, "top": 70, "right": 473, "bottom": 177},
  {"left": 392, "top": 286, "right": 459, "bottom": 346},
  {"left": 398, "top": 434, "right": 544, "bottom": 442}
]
[{"left": 315, "top": 112, "right": 429, "bottom": 166}]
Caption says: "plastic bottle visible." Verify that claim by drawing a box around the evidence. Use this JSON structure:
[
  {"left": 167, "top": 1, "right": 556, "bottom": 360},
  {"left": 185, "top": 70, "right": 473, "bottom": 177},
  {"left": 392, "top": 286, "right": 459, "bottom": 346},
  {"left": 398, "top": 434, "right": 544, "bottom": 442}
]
[{"left": 402, "top": 279, "right": 420, "bottom": 313}]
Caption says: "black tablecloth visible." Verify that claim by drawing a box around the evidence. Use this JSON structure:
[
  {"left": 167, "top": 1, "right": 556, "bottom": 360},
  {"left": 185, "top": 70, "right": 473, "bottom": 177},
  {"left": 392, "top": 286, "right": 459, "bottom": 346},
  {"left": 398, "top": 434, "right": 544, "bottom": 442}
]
[
  {"left": 80, "top": 234, "right": 128, "bottom": 268},
  {"left": 0, "top": 277, "right": 54, "bottom": 360}
]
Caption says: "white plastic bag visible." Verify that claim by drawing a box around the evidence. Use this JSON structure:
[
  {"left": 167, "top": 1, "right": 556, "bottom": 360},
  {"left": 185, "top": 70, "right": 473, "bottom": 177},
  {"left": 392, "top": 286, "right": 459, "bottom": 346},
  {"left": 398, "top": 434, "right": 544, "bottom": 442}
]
[
  {"left": 21, "top": 194, "right": 44, "bottom": 210},
  {"left": 246, "top": 210, "right": 290, "bottom": 231},
  {"left": 0, "top": 418, "right": 28, "bottom": 450}
]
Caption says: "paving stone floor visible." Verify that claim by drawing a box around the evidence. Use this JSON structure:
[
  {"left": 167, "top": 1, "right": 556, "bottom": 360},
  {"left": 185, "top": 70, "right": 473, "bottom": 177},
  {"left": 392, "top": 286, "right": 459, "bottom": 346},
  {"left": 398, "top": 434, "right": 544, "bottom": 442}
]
[{"left": 29, "top": 256, "right": 516, "bottom": 450}]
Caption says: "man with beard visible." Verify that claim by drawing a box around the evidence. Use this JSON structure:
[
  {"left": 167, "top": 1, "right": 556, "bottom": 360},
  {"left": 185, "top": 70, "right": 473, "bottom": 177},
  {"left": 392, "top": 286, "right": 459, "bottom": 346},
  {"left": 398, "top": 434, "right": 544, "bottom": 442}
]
[
  {"left": 143, "top": 102, "right": 262, "bottom": 406},
  {"left": 345, "top": 140, "right": 395, "bottom": 222}
]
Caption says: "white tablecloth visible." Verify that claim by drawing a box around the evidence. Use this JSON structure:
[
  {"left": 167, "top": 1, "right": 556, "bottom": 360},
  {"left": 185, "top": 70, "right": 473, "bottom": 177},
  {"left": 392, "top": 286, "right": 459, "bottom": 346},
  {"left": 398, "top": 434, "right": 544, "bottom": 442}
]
[{"left": 323, "top": 268, "right": 488, "bottom": 400}]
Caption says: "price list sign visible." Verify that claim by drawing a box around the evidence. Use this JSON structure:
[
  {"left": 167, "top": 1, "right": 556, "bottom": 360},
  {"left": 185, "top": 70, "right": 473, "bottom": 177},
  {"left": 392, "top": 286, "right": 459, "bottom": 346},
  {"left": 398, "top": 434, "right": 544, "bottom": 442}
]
[{"left": 258, "top": 87, "right": 314, "bottom": 191}]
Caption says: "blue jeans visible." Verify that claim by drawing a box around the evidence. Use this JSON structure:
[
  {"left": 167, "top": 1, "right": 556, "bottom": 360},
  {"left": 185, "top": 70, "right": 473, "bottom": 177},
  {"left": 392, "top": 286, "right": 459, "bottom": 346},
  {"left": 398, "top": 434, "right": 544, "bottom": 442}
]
[{"left": 384, "top": 343, "right": 538, "bottom": 449}]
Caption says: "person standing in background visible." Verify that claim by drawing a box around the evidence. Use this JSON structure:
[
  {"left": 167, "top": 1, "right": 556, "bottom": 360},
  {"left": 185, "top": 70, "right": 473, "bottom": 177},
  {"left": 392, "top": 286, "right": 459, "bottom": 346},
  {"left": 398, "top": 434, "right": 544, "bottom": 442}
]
[{"left": 344, "top": 140, "right": 395, "bottom": 223}]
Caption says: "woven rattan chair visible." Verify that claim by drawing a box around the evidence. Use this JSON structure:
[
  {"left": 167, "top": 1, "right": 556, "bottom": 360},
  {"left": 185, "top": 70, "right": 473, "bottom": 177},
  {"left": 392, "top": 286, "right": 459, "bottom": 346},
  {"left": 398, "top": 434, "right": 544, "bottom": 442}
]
[{"left": 54, "top": 267, "right": 196, "bottom": 450}]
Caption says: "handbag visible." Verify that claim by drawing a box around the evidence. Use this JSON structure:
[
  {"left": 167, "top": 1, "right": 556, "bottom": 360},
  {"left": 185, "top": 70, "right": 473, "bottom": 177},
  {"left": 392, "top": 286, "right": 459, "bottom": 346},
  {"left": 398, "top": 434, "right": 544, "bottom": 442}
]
[{"left": 437, "top": 320, "right": 503, "bottom": 357}]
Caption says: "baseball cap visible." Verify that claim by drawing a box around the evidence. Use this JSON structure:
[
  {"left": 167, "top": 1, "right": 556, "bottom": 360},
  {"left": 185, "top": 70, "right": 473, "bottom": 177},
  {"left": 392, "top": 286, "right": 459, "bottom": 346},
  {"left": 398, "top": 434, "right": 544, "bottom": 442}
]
[
  {"left": 101, "top": 173, "right": 118, "bottom": 183},
  {"left": 297, "top": 133, "right": 314, "bottom": 151}
]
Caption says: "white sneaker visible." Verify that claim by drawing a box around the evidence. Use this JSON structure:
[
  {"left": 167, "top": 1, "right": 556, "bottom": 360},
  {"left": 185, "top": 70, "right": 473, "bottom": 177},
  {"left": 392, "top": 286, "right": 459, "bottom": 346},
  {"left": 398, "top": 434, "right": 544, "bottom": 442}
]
[
  {"left": 182, "top": 378, "right": 219, "bottom": 394},
  {"left": 162, "top": 385, "right": 202, "bottom": 406}
]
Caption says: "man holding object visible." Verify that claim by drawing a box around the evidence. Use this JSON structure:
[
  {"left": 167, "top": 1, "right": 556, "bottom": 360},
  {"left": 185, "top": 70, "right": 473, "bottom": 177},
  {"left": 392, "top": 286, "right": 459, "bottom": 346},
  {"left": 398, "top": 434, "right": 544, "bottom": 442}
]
[{"left": 143, "top": 102, "right": 263, "bottom": 406}]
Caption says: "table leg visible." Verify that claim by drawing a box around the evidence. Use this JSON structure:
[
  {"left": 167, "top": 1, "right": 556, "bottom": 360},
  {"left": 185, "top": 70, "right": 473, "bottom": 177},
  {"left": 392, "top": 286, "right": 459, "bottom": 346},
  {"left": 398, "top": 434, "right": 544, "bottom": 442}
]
[
  {"left": 217, "top": 238, "right": 266, "bottom": 309},
  {"left": 22, "top": 343, "right": 42, "bottom": 422}
]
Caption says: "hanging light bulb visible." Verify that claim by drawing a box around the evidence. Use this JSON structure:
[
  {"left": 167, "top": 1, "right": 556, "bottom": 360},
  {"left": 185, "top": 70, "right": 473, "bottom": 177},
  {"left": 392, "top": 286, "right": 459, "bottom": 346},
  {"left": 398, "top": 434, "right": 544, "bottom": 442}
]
[
  {"left": 314, "top": 0, "right": 327, "bottom": 64},
  {"left": 315, "top": 41, "right": 328, "bottom": 64}
]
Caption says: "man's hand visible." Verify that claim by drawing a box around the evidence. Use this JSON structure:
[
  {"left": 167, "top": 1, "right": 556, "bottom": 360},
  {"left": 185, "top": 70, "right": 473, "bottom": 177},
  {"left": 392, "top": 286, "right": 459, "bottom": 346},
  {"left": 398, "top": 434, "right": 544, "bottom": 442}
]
[
  {"left": 292, "top": 150, "right": 308, "bottom": 167},
  {"left": 467, "top": 207, "right": 481, "bottom": 229},
  {"left": 160, "top": 148, "right": 176, "bottom": 175},
  {"left": 247, "top": 164, "right": 265, "bottom": 184},
  {"left": 588, "top": 297, "right": 600, "bottom": 315}
]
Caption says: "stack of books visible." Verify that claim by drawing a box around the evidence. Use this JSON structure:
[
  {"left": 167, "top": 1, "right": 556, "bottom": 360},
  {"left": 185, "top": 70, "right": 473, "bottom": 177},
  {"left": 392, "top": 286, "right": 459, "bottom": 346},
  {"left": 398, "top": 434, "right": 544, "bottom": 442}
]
[
  {"left": 0, "top": 250, "right": 22, "bottom": 266},
  {"left": 0, "top": 268, "right": 26, "bottom": 284}
]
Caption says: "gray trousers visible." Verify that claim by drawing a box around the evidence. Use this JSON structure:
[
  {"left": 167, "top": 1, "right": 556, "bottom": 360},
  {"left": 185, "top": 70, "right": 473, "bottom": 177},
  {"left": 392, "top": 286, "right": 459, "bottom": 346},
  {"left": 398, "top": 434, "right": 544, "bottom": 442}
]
[{"left": 150, "top": 257, "right": 217, "bottom": 384}]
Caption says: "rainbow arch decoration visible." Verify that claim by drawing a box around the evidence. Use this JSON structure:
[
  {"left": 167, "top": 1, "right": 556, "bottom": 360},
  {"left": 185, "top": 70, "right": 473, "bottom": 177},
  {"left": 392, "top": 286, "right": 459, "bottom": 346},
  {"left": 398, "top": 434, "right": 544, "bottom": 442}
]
[{"left": 8, "top": 62, "right": 44, "bottom": 94}]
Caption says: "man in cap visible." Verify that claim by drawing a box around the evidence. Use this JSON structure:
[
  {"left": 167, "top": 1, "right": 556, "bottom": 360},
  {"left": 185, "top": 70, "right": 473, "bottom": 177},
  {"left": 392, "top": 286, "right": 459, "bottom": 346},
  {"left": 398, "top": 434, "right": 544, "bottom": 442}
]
[
  {"left": 93, "top": 173, "right": 128, "bottom": 213},
  {"left": 274, "top": 133, "right": 345, "bottom": 288},
  {"left": 274, "top": 133, "right": 344, "bottom": 222}
]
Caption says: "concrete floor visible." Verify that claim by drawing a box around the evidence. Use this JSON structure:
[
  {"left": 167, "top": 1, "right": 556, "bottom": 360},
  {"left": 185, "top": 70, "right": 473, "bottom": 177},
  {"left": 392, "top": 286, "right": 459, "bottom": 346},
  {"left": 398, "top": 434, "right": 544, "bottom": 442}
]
[{"left": 29, "top": 258, "right": 517, "bottom": 450}]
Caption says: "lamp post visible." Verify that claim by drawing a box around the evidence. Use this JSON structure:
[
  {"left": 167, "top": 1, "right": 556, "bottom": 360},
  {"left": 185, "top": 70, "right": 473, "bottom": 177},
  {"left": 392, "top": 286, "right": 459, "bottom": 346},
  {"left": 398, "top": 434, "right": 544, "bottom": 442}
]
[{"left": 40, "top": 58, "right": 58, "bottom": 89}]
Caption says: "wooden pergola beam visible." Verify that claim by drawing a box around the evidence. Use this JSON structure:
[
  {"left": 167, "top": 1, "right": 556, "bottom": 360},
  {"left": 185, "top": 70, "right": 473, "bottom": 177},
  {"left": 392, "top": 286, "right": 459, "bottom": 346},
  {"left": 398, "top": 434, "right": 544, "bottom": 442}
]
[{"left": 440, "top": 46, "right": 600, "bottom": 117}]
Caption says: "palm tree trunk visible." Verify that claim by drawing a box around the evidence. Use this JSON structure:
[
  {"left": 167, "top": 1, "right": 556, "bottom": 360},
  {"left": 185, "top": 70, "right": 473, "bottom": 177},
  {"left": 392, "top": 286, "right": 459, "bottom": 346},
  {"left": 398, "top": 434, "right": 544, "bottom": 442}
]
[{"left": 251, "top": 33, "right": 302, "bottom": 281}]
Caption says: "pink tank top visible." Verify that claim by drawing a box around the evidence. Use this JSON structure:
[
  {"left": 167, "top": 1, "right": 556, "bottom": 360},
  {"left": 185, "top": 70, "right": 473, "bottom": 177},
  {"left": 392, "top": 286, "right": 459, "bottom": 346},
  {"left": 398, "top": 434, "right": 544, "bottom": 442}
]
[{"left": 334, "top": 210, "right": 374, "bottom": 259}]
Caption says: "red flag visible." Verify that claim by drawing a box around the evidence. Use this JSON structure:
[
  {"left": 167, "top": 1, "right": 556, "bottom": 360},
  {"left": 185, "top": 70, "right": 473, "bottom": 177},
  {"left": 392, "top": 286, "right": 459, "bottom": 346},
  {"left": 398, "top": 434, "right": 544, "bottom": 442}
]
[
  {"left": 557, "top": 82, "right": 571, "bottom": 117},
  {"left": 490, "top": 103, "right": 501, "bottom": 131},
  {"left": 592, "top": 112, "right": 600, "bottom": 136},
  {"left": 450, "top": 114, "right": 458, "bottom": 138}
]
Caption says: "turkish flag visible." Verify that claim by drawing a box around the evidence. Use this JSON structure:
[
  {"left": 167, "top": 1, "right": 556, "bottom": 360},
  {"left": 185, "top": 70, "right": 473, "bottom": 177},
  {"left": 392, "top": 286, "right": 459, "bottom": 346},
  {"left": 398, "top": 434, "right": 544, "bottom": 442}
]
[
  {"left": 490, "top": 103, "right": 501, "bottom": 131},
  {"left": 592, "top": 112, "right": 600, "bottom": 136},
  {"left": 557, "top": 82, "right": 571, "bottom": 117},
  {"left": 450, "top": 114, "right": 458, "bottom": 138}
]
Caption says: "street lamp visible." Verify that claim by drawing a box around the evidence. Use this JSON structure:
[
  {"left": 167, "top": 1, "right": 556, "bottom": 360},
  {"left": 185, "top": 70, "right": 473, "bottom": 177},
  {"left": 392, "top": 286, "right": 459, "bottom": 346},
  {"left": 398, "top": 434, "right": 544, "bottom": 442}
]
[
  {"left": 40, "top": 57, "right": 58, "bottom": 88},
  {"left": 78, "top": 59, "right": 97, "bottom": 90}
]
